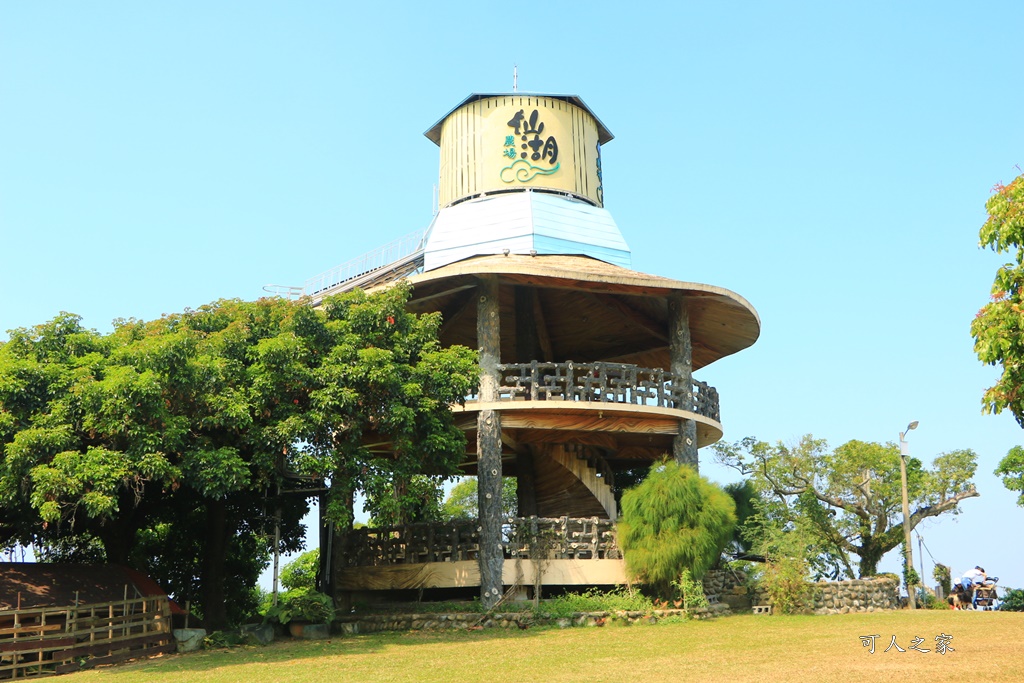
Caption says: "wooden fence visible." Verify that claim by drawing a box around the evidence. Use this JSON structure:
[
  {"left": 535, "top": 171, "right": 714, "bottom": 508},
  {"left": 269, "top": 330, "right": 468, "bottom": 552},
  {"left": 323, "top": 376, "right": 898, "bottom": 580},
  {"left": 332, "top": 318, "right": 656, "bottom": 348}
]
[{"left": 0, "top": 594, "right": 172, "bottom": 679}]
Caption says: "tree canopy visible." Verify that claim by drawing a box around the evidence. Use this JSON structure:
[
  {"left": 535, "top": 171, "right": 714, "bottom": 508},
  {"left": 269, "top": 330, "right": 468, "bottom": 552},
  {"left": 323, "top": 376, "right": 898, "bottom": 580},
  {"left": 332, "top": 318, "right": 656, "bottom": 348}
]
[
  {"left": 973, "top": 172, "right": 1024, "bottom": 423},
  {"left": 714, "top": 435, "right": 979, "bottom": 578},
  {"left": 972, "top": 172, "right": 1024, "bottom": 507},
  {"left": 440, "top": 476, "right": 517, "bottom": 521},
  {"left": 994, "top": 445, "right": 1024, "bottom": 507},
  {"left": 0, "top": 281, "right": 478, "bottom": 627}
]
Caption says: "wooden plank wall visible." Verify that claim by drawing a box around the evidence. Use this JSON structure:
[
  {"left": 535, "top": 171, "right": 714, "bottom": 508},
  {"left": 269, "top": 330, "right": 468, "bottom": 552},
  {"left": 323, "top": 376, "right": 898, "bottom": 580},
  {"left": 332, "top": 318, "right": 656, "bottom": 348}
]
[{"left": 0, "top": 594, "right": 172, "bottom": 679}]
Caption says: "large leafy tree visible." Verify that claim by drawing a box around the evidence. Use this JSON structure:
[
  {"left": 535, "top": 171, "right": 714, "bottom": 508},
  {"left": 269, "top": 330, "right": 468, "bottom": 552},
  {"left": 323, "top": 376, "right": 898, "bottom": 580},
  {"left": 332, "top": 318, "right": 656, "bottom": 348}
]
[
  {"left": 972, "top": 172, "right": 1024, "bottom": 506},
  {"left": 973, "top": 172, "right": 1024, "bottom": 422},
  {"left": 0, "top": 282, "right": 478, "bottom": 627},
  {"left": 714, "top": 435, "right": 979, "bottom": 577}
]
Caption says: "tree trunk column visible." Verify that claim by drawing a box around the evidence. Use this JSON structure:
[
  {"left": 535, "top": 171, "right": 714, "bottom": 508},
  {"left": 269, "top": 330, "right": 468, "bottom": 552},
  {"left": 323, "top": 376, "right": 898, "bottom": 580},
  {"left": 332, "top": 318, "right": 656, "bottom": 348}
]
[
  {"left": 669, "top": 294, "right": 698, "bottom": 471},
  {"left": 476, "top": 275, "right": 504, "bottom": 608}
]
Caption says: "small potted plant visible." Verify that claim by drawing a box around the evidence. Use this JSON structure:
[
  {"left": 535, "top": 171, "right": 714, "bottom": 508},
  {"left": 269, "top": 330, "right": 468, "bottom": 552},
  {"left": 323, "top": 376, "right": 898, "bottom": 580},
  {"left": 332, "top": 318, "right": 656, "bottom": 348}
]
[{"left": 264, "top": 591, "right": 335, "bottom": 638}]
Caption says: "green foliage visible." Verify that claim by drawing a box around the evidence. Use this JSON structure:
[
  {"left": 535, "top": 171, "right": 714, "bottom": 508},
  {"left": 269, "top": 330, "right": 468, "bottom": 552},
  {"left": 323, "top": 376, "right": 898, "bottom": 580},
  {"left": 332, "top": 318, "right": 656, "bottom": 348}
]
[
  {"left": 715, "top": 435, "right": 979, "bottom": 578},
  {"left": 723, "top": 479, "right": 758, "bottom": 554},
  {"left": 759, "top": 556, "right": 811, "bottom": 615},
  {"left": 264, "top": 591, "right": 335, "bottom": 625},
  {"left": 364, "top": 474, "right": 448, "bottom": 527},
  {"left": 994, "top": 446, "right": 1024, "bottom": 506},
  {"left": 617, "top": 459, "right": 736, "bottom": 596},
  {"left": 280, "top": 549, "right": 320, "bottom": 592},
  {"left": 671, "top": 569, "right": 709, "bottom": 610},
  {"left": 0, "top": 282, "right": 477, "bottom": 628},
  {"left": 933, "top": 563, "right": 952, "bottom": 595},
  {"left": 999, "top": 587, "right": 1024, "bottom": 611},
  {"left": 973, "top": 174, "right": 1024, "bottom": 425},
  {"left": 203, "top": 630, "right": 249, "bottom": 649},
  {"left": 440, "top": 476, "right": 518, "bottom": 520},
  {"left": 916, "top": 590, "right": 948, "bottom": 610},
  {"left": 540, "top": 587, "right": 654, "bottom": 618},
  {"left": 743, "top": 514, "right": 813, "bottom": 615}
]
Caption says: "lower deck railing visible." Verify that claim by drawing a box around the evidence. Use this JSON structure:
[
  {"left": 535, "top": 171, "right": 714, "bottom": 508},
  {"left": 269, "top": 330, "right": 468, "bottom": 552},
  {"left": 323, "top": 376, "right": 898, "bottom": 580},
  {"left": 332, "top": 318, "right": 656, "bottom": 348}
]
[{"left": 338, "top": 516, "right": 620, "bottom": 568}]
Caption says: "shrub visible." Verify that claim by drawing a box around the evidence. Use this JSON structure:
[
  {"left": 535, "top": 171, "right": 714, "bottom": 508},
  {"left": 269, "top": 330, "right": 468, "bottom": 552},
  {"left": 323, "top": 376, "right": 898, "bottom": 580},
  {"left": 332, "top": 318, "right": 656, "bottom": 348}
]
[
  {"left": 672, "top": 569, "right": 709, "bottom": 610},
  {"left": 759, "top": 555, "right": 812, "bottom": 615},
  {"left": 264, "top": 591, "right": 335, "bottom": 625},
  {"left": 1000, "top": 588, "right": 1024, "bottom": 612},
  {"left": 541, "top": 587, "right": 654, "bottom": 618},
  {"left": 617, "top": 459, "right": 736, "bottom": 596}
]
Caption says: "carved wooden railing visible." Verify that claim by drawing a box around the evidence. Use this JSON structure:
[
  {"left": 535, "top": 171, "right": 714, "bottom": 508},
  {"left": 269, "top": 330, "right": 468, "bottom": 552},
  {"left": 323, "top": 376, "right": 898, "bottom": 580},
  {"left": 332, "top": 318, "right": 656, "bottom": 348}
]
[
  {"left": 470, "top": 361, "right": 719, "bottom": 422},
  {"left": 337, "top": 516, "right": 620, "bottom": 568}
]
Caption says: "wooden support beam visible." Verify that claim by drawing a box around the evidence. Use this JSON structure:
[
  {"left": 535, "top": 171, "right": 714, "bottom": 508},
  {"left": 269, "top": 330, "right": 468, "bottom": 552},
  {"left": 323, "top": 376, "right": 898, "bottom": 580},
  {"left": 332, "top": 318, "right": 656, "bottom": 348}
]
[
  {"left": 669, "top": 293, "right": 698, "bottom": 470},
  {"left": 590, "top": 293, "right": 669, "bottom": 343},
  {"left": 532, "top": 288, "right": 555, "bottom": 361},
  {"left": 437, "top": 287, "right": 477, "bottom": 339},
  {"left": 476, "top": 275, "right": 504, "bottom": 608}
]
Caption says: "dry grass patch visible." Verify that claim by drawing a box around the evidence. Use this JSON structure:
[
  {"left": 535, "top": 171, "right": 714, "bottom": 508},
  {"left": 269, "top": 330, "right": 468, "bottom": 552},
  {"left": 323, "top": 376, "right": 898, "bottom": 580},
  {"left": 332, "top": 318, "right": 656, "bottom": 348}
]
[{"left": 64, "top": 610, "right": 1024, "bottom": 683}]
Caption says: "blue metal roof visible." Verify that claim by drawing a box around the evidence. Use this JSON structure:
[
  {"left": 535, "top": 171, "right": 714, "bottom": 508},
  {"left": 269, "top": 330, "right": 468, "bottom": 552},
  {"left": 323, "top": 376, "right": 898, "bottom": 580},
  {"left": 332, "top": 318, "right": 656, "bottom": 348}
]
[{"left": 422, "top": 192, "right": 630, "bottom": 272}]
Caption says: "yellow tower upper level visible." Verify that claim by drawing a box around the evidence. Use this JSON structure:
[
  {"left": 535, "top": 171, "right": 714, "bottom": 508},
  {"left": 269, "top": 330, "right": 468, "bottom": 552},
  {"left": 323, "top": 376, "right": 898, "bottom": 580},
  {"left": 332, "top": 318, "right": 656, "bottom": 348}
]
[{"left": 425, "top": 94, "right": 613, "bottom": 209}]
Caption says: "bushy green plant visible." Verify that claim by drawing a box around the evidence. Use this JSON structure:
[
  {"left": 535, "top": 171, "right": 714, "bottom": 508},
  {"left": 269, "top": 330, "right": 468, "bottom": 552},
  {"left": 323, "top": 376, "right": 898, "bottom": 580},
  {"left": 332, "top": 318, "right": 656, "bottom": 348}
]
[
  {"left": 916, "top": 590, "right": 948, "bottom": 610},
  {"left": 617, "top": 459, "right": 736, "bottom": 596},
  {"left": 263, "top": 591, "right": 335, "bottom": 625},
  {"left": 760, "top": 555, "right": 812, "bottom": 615},
  {"left": 540, "top": 587, "right": 654, "bottom": 618},
  {"left": 671, "top": 569, "right": 709, "bottom": 610},
  {"left": 1000, "top": 588, "right": 1024, "bottom": 611}
]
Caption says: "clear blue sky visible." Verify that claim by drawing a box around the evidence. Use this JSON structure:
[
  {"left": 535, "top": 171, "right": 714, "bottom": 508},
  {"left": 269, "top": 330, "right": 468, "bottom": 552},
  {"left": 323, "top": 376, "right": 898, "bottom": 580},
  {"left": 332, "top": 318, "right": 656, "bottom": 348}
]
[{"left": 3, "top": 3, "right": 1023, "bottom": 591}]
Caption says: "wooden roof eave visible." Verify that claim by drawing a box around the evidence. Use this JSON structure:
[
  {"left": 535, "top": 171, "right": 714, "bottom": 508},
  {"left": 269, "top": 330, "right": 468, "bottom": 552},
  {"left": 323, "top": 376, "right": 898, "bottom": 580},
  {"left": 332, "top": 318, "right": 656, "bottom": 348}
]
[{"left": 399, "top": 254, "right": 761, "bottom": 367}]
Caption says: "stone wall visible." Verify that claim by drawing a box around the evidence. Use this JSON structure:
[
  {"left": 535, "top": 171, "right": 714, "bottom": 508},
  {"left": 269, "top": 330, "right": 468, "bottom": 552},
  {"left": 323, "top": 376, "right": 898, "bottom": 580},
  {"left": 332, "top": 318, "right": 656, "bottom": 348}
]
[
  {"left": 335, "top": 604, "right": 731, "bottom": 634},
  {"left": 749, "top": 577, "right": 899, "bottom": 614}
]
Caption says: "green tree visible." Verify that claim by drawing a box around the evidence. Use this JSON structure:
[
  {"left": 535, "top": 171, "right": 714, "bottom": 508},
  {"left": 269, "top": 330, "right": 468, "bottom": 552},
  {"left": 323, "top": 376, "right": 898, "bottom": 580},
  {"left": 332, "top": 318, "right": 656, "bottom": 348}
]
[
  {"left": 0, "top": 283, "right": 477, "bottom": 627},
  {"left": 292, "top": 282, "right": 479, "bottom": 532},
  {"left": 994, "top": 445, "right": 1024, "bottom": 506},
  {"left": 440, "top": 476, "right": 517, "bottom": 520},
  {"left": 617, "top": 459, "right": 736, "bottom": 596},
  {"left": 723, "top": 479, "right": 758, "bottom": 557},
  {"left": 0, "top": 302, "right": 313, "bottom": 627},
  {"left": 280, "top": 549, "right": 320, "bottom": 592},
  {"left": 973, "top": 172, "right": 1024, "bottom": 423},
  {"left": 714, "top": 435, "right": 979, "bottom": 577}
]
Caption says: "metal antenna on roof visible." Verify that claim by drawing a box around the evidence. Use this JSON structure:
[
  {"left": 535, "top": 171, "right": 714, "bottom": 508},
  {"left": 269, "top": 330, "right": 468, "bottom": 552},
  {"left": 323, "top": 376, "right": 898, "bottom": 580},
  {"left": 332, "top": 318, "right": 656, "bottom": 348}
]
[{"left": 513, "top": 65, "right": 518, "bottom": 92}]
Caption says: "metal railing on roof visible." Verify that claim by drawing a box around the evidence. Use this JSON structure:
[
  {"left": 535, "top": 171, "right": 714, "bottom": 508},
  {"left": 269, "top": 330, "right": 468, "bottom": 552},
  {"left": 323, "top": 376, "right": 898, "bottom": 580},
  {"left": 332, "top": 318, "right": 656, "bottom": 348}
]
[{"left": 304, "top": 229, "right": 427, "bottom": 296}]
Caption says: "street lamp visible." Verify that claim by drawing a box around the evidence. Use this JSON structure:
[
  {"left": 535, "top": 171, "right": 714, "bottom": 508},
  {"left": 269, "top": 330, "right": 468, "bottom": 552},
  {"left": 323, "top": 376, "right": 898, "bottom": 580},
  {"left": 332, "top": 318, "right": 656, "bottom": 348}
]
[{"left": 899, "top": 420, "right": 919, "bottom": 609}]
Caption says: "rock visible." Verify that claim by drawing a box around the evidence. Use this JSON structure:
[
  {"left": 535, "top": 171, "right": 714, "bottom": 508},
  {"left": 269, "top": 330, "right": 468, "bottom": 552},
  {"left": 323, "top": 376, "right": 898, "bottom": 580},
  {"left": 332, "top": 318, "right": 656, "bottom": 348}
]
[
  {"left": 289, "top": 622, "right": 330, "bottom": 639},
  {"left": 240, "top": 623, "right": 274, "bottom": 645},
  {"left": 173, "top": 628, "right": 207, "bottom": 653}
]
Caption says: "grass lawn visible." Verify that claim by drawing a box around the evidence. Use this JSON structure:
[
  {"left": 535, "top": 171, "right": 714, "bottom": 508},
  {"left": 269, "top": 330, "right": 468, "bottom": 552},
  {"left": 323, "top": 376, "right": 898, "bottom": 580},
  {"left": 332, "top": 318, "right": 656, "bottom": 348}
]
[{"left": 64, "top": 610, "right": 1024, "bottom": 683}]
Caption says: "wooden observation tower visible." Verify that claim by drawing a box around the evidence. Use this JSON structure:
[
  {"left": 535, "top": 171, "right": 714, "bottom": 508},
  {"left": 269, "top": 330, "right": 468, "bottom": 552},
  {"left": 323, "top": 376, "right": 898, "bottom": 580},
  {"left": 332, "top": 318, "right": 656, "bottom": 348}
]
[{"left": 305, "top": 93, "right": 761, "bottom": 606}]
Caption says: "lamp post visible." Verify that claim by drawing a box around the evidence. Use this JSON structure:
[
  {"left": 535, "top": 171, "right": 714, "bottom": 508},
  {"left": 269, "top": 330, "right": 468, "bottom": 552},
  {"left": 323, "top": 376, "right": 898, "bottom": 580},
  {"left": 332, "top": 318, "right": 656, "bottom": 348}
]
[{"left": 899, "top": 420, "right": 919, "bottom": 609}]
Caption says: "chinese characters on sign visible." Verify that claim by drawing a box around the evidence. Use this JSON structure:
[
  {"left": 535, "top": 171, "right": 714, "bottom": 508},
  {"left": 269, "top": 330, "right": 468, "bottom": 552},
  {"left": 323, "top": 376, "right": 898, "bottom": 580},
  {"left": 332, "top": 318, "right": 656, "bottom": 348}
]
[
  {"left": 507, "top": 109, "right": 559, "bottom": 164},
  {"left": 859, "top": 634, "right": 955, "bottom": 655},
  {"left": 500, "top": 108, "right": 561, "bottom": 183}
]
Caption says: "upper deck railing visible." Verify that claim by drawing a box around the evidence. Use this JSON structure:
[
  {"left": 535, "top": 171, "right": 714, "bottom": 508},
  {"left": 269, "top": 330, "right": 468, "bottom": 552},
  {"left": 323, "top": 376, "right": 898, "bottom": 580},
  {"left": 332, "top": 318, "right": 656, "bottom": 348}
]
[{"left": 470, "top": 361, "right": 719, "bottom": 421}]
